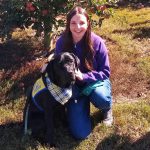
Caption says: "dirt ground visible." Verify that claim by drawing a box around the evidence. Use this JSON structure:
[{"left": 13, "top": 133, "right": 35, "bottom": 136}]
[{"left": 0, "top": 37, "right": 149, "bottom": 106}]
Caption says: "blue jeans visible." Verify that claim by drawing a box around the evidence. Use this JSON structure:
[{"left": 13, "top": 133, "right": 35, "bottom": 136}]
[{"left": 66, "top": 79, "right": 112, "bottom": 139}]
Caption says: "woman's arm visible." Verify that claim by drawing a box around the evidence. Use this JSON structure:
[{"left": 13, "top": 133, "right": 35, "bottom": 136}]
[{"left": 82, "top": 35, "right": 110, "bottom": 83}]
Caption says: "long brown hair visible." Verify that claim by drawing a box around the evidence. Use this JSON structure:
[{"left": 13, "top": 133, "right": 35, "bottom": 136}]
[{"left": 62, "top": 6, "right": 94, "bottom": 71}]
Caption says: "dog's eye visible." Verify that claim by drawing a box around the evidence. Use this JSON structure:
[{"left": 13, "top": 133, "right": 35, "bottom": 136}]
[
  {"left": 60, "top": 65, "right": 66, "bottom": 70},
  {"left": 58, "top": 63, "right": 65, "bottom": 69}
]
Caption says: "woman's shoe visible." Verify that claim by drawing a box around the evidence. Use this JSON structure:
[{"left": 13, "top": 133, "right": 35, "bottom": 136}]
[{"left": 102, "top": 109, "right": 113, "bottom": 126}]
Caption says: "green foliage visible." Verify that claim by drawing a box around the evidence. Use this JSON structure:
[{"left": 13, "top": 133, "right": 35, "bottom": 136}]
[{"left": 0, "top": 0, "right": 118, "bottom": 49}]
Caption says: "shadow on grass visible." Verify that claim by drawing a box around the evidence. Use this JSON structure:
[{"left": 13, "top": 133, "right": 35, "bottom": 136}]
[
  {"left": 133, "top": 27, "right": 150, "bottom": 39},
  {"left": 91, "top": 110, "right": 104, "bottom": 128},
  {"left": 0, "top": 68, "right": 41, "bottom": 107},
  {"left": 117, "top": 0, "right": 150, "bottom": 8},
  {"left": 0, "top": 121, "right": 28, "bottom": 150},
  {"left": 0, "top": 121, "right": 47, "bottom": 150},
  {"left": 96, "top": 132, "right": 150, "bottom": 150},
  {"left": 0, "top": 121, "right": 81, "bottom": 150},
  {"left": 113, "top": 26, "right": 150, "bottom": 39},
  {"left": 130, "top": 20, "right": 150, "bottom": 27},
  {"left": 0, "top": 39, "right": 35, "bottom": 71},
  {"left": 0, "top": 38, "right": 44, "bottom": 106}
]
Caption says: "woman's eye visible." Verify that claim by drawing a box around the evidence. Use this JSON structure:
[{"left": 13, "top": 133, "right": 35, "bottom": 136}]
[{"left": 80, "top": 21, "right": 85, "bottom": 25}]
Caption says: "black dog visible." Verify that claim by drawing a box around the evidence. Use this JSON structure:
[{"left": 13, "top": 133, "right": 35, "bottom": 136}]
[{"left": 23, "top": 52, "right": 80, "bottom": 147}]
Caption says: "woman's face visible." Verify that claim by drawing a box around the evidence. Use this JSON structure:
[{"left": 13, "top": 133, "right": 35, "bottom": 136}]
[{"left": 70, "top": 13, "right": 88, "bottom": 43}]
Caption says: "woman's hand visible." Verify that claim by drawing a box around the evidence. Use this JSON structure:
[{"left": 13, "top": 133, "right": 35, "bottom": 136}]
[{"left": 75, "top": 69, "right": 83, "bottom": 81}]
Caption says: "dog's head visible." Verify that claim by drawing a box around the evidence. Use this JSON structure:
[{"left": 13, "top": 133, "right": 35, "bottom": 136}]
[{"left": 45, "top": 52, "right": 80, "bottom": 88}]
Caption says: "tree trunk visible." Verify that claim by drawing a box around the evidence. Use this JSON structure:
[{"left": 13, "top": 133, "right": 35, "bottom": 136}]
[{"left": 43, "top": 18, "right": 53, "bottom": 52}]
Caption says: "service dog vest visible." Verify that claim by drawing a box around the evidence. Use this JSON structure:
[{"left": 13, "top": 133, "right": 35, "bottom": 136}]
[{"left": 32, "top": 76, "right": 72, "bottom": 111}]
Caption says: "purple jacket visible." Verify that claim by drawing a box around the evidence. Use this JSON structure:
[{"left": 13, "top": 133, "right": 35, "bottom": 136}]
[{"left": 55, "top": 32, "right": 110, "bottom": 84}]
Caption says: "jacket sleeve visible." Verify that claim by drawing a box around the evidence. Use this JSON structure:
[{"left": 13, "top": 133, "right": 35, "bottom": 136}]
[{"left": 82, "top": 37, "right": 110, "bottom": 83}]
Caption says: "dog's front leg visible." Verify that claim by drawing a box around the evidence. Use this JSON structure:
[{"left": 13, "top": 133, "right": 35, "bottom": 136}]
[{"left": 44, "top": 103, "right": 55, "bottom": 147}]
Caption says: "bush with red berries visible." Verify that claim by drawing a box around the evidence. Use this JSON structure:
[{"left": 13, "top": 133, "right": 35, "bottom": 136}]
[{"left": 0, "top": 0, "right": 119, "bottom": 50}]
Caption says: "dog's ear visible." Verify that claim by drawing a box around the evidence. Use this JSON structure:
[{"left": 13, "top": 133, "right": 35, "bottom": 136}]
[
  {"left": 70, "top": 53, "right": 80, "bottom": 68},
  {"left": 45, "top": 60, "right": 56, "bottom": 81},
  {"left": 41, "top": 54, "right": 55, "bottom": 74},
  {"left": 47, "top": 53, "right": 55, "bottom": 62}
]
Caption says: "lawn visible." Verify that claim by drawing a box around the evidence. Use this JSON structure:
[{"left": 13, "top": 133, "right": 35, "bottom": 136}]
[{"left": 0, "top": 5, "right": 150, "bottom": 150}]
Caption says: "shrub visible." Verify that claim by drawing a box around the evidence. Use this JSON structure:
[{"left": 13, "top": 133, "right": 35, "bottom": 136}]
[{"left": 0, "top": 0, "right": 119, "bottom": 50}]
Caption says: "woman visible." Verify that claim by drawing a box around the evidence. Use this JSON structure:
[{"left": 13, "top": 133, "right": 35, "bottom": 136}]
[{"left": 55, "top": 6, "right": 113, "bottom": 139}]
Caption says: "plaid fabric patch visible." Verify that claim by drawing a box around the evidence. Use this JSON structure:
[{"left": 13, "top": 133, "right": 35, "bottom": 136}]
[{"left": 46, "top": 77, "right": 72, "bottom": 105}]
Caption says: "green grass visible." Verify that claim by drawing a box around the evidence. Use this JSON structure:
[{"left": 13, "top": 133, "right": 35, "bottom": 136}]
[
  {"left": 94, "top": 7, "right": 150, "bottom": 98},
  {"left": 0, "top": 99, "right": 150, "bottom": 150},
  {"left": 0, "top": 6, "right": 150, "bottom": 150}
]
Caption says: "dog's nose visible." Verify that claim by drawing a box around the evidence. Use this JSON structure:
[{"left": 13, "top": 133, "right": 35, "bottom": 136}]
[
  {"left": 67, "top": 67, "right": 74, "bottom": 73},
  {"left": 67, "top": 70, "right": 75, "bottom": 78},
  {"left": 68, "top": 70, "right": 74, "bottom": 75}
]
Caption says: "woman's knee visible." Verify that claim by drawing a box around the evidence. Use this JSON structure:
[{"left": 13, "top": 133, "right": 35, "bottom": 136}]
[
  {"left": 67, "top": 109, "right": 92, "bottom": 139},
  {"left": 90, "top": 81, "right": 112, "bottom": 109},
  {"left": 70, "top": 126, "right": 91, "bottom": 140},
  {"left": 91, "top": 93, "right": 112, "bottom": 109},
  {"left": 66, "top": 97, "right": 92, "bottom": 140}
]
